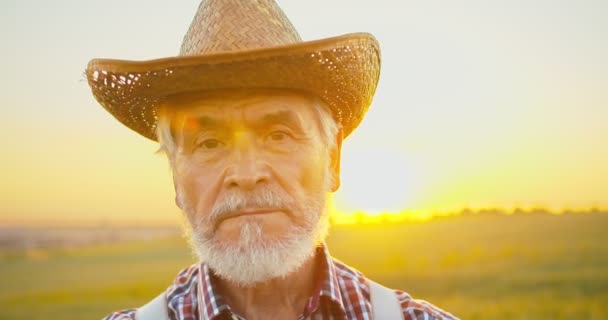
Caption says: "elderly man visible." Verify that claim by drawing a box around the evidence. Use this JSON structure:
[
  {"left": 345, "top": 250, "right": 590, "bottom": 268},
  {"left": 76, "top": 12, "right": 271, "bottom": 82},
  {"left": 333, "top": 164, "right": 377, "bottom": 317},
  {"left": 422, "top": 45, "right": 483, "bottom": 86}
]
[{"left": 87, "top": 1, "right": 458, "bottom": 319}]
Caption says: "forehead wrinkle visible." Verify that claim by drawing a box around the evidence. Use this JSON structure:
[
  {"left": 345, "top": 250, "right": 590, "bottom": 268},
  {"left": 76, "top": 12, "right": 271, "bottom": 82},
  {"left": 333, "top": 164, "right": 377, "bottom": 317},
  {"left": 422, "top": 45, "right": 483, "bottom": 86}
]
[
  {"left": 172, "top": 98, "right": 246, "bottom": 131},
  {"left": 253, "top": 109, "right": 305, "bottom": 131}
]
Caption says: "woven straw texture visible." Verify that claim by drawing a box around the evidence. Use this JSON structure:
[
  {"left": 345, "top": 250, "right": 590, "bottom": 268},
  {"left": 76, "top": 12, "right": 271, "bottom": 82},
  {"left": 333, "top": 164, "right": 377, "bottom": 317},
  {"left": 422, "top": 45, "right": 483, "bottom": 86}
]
[{"left": 86, "top": 0, "right": 381, "bottom": 141}]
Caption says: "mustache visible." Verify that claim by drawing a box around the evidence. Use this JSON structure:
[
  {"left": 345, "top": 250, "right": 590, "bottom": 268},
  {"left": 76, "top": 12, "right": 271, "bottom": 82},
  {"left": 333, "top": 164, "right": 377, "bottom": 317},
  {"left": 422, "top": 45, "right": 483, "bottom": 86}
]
[{"left": 206, "top": 187, "right": 296, "bottom": 225}]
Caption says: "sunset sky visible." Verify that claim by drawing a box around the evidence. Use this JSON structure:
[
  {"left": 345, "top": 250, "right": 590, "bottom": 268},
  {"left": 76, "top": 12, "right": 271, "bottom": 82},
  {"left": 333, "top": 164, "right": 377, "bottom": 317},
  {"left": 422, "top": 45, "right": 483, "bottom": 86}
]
[{"left": 1, "top": 0, "right": 607, "bottom": 225}]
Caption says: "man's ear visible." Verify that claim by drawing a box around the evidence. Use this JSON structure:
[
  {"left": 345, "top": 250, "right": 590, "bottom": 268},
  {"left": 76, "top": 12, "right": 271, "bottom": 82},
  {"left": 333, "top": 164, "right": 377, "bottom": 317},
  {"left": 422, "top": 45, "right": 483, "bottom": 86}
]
[
  {"left": 329, "top": 128, "right": 343, "bottom": 192},
  {"left": 171, "top": 165, "right": 184, "bottom": 210}
]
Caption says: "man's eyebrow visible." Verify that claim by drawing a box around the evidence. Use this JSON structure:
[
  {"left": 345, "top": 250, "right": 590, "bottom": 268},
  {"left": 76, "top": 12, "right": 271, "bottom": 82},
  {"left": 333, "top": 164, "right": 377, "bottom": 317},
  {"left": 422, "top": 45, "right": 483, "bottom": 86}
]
[
  {"left": 173, "top": 110, "right": 304, "bottom": 137},
  {"left": 172, "top": 115, "right": 226, "bottom": 139},
  {"left": 256, "top": 110, "right": 304, "bottom": 130},
  {"left": 193, "top": 115, "right": 225, "bottom": 129}
]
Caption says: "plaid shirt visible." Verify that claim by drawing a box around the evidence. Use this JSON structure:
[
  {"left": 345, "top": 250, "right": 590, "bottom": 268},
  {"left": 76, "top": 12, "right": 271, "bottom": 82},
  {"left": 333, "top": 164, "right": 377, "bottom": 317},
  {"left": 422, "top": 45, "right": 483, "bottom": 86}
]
[{"left": 103, "top": 244, "right": 458, "bottom": 320}]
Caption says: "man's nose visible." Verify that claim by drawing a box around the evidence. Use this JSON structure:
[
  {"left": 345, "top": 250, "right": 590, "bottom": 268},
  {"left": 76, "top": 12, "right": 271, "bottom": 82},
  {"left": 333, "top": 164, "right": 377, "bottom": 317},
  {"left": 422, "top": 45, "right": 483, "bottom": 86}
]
[{"left": 223, "top": 133, "right": 270, "bottom": 190}]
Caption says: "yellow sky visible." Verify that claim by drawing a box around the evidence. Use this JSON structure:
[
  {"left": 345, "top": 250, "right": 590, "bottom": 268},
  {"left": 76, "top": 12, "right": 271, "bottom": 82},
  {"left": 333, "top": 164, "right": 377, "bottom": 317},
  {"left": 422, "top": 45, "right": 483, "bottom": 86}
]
[{"left": 1, "top": 0, "right": 607, "bottom": 225}]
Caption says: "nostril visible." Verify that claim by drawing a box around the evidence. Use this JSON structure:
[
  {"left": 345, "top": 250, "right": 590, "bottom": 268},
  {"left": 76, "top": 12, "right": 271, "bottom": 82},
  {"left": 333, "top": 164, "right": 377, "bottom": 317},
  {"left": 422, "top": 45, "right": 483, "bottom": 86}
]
[
  {"left": 223, "top": 158, "right": 271, "bottom": 190},
  {"left": 226, "top": 175, "right": 261, "bottom": 190}
]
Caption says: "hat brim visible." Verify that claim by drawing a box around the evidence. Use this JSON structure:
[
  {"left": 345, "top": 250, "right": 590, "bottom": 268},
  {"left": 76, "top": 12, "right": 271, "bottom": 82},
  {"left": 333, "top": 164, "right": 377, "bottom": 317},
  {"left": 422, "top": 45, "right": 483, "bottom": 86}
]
[{"left": 86, "top": 33, "right": 381, "bottom": 141}]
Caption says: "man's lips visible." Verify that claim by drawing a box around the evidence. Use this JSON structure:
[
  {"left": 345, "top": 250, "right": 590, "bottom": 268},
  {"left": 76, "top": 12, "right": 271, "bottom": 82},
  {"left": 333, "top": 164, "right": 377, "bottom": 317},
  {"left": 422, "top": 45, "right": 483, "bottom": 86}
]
[{"left": 219, "top": 208, "right": 283, "bottom": 222}]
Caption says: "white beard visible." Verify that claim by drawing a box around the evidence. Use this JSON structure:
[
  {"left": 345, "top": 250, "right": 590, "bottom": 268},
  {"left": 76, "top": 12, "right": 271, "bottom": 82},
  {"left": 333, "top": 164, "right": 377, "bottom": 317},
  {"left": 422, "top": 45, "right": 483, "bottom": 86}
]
[{"left": 181, "top": 184, "right": 331, "bottom": 287}]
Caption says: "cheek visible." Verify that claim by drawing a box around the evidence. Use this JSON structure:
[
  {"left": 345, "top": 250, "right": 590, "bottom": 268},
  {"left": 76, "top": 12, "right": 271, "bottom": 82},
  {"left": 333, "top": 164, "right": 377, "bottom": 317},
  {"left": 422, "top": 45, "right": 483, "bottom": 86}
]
[
  {"left": 300, "top": 164, "right": 323, "bottom": 190},
  {"left": 175, "top": 161, "right": 219, "bottom": 215},
  {"left": 294, "top": 151, "right": 331, "bottom": 193}
]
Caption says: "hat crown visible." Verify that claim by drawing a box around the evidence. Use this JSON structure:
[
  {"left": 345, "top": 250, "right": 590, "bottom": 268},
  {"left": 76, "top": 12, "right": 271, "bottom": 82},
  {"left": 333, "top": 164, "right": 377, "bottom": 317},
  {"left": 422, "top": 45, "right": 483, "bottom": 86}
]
[{"left": 180, "top": 0, "right": 302, "bottom": 56}]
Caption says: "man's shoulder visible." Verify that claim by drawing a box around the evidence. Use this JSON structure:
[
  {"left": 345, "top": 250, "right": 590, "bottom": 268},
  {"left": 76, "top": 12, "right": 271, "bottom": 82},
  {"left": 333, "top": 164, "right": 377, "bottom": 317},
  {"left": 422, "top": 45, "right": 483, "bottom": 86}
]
[
  {"left": 331, "top": 258, "right": 458, "bottom": 320},
  {"left": 102, "top": 309, "right": 137, "bottom": 320},
  {"left": 101, "top": 263, "right": 200, "bottom": 320},
  {"left": 395, "top": 290, "right": 459, "bottom": 320},
  {"left": 166, "top": 262, "right": 200, "bottom": 295}
]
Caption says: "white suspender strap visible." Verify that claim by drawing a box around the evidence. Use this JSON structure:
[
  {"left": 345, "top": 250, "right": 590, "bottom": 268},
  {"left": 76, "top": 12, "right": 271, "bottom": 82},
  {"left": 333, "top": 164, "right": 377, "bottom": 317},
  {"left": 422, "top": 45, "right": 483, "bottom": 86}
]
[
  {"left": 135, "top": 281, "right": 402, "bottom": 320},
  {"left": 368, "top": 279, "right": 405, "bottom": 320},
  {"left": 135, "top": 292, "right": 169, "bottom": 320}
]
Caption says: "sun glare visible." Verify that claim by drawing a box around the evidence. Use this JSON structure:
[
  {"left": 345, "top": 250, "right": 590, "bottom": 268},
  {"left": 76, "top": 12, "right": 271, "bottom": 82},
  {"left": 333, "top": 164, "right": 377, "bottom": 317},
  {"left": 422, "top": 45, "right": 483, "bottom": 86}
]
[{"left": 332, "top": 148, "right": 419, "bottom": 220}]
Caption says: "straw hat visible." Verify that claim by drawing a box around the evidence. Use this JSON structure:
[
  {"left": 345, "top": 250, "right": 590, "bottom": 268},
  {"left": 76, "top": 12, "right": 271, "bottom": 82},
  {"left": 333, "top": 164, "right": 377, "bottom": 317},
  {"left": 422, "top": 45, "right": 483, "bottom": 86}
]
[{"left": 85, "top": 0, "right": 381, "bottom": 141}]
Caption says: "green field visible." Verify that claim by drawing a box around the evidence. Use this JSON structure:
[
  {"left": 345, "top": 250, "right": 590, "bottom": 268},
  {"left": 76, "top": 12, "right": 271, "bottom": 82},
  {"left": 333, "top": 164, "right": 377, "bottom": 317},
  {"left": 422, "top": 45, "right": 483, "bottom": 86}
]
[{"left": 1, "top": 213, "right": 607, "bottom": 319}]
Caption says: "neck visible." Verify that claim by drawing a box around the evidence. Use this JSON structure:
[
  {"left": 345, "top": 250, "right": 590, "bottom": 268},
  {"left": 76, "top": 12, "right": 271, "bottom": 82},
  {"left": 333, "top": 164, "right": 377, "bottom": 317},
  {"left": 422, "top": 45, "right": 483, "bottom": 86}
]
[{"left": 215, "top": 252, "right": 319, "bottom": 320}]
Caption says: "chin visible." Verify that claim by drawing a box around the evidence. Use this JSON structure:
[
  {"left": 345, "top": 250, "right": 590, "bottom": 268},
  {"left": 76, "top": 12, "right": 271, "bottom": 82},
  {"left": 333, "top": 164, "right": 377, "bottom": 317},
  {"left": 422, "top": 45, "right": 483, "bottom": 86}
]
[
  {"left": 189, "top": 215, "right": 329, "bottom": 287},
  {"left": 215, "top": 215, "right": 293, "bottom": 244}
]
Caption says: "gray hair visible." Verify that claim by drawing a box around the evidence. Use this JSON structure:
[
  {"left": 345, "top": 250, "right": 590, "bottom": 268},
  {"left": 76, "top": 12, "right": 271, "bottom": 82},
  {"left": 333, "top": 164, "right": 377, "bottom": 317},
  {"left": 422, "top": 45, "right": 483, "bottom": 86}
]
[{"left": 155, "top": 96, "right": 340, "bottom": 163}]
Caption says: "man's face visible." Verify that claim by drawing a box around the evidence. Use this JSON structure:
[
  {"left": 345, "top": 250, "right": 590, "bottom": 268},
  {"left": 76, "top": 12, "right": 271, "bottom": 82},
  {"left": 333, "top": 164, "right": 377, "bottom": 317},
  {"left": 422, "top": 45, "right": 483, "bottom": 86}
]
[{"left": 165, "top": 89, "right": 340, "bottom": 285}]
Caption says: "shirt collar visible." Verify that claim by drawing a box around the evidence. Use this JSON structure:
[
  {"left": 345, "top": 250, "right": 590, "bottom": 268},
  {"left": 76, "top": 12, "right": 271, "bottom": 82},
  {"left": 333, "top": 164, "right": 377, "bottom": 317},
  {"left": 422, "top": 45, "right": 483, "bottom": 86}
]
[
  {"left": 196, "top": 243, "right": 348, "bottom": 320},
  {"left": 312, "top": 244, "right": 345, "bottom": 313},
  {"left": 197, "top": 263, "right": 232, "bottom": 320}
]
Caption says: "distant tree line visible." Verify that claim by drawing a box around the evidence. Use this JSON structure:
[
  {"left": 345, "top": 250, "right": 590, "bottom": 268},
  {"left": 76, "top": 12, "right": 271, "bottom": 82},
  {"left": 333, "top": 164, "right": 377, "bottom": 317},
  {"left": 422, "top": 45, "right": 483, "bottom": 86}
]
[{"left": 330, "top": 207, "right": 607, "bottom": 225}]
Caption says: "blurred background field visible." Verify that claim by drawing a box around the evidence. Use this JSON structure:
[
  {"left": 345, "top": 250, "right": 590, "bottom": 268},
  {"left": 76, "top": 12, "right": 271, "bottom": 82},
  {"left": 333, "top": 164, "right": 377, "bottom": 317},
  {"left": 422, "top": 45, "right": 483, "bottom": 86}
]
[{"left": 1, "top": 212, "right": 607, "bottom": 320}]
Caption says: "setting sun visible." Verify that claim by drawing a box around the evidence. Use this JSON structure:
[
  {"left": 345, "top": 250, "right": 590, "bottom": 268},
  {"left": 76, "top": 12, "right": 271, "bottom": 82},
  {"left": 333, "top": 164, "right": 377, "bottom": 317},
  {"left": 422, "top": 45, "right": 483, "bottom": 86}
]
[{"left": 332, "top": 148, "right": 420, "bottom": 217}]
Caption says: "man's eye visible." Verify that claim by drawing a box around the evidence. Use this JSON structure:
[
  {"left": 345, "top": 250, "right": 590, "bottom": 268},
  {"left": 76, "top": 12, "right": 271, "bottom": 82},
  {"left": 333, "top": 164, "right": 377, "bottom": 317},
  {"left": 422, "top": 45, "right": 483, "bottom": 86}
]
[
  {"left": 197, "top": 139, "right": 223, "bottom": 150},
  {"left": 267, "top": 131, "right": 290, "bottom": 142}
]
